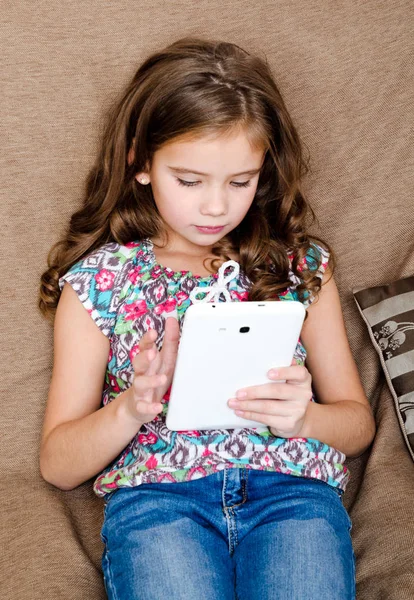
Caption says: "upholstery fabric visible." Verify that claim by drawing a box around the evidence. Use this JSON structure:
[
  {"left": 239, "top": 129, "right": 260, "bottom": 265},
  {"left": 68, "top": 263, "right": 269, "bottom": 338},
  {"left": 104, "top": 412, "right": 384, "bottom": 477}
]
[{"left": 2, "top": 1, "right": 413, "bottom": 598}]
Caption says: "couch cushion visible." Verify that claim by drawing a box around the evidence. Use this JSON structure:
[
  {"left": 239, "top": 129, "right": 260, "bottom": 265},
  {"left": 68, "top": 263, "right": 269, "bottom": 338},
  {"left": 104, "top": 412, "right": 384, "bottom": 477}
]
[{"left": 354, "top": 277, "right": 414, "bottom": 460}]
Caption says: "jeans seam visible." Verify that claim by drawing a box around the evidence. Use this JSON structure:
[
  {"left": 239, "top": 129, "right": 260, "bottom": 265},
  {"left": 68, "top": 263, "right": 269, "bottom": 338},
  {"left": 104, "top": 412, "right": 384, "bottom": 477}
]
[
  {"left": 351, "top": 547, "right": 357, "bottom": 599},
  {"left": 222, "top": 467, "right": 242, "bottom": 556},
  {"left": 223, "top": 467, "right": 248, "bottom": 509},
  {"left": 102, "top": 538, "right": 120, "bottom": 600},
  {"left": 241, "top": 468, "right": 248, "bottom": 503},
  {"left": 222, "top": 466, "right": 229, "bottom": 509},
  {"left": 223, "top": 506, "right": 238, "bottom": 556},
  {"left": 100, "top": 501, "right": 109, "bottom": 544},
  {"left": 231, "top": 508, "right": 239, "bottom": 551},
  {"left": 229, "top": 468, "right": 248, "bottom": 508}
]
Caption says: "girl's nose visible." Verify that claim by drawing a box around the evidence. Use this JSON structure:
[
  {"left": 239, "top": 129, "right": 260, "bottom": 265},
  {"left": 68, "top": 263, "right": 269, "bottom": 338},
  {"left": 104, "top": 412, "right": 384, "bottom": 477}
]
[{"left": 199, "top": 188, "right": 228, "bottom": 216}]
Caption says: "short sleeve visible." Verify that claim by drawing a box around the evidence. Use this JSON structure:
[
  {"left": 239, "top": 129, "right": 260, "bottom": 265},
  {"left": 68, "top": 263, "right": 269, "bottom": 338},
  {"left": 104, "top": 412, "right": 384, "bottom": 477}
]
[
  {"left": 289, "top": 242, "right": 331, "bottom": 309},
  {"left": 58, "top": 242, "right": 129, "bottom": 338}
]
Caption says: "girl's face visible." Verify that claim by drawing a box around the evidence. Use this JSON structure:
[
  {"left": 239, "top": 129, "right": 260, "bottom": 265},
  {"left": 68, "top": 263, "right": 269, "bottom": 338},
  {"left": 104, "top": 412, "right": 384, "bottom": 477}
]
[{"left": 145, "top": 128, "right": 266, "bottom": 254}]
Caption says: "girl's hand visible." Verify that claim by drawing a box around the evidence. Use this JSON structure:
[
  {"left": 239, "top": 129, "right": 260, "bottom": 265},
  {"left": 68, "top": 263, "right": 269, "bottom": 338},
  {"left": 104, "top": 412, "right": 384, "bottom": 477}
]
[
  {"left": 125, "top": 317, "right": 180, "bottom": 424},
  {"left": 227, "top": 359, "right": 313, "bottom": 438}
]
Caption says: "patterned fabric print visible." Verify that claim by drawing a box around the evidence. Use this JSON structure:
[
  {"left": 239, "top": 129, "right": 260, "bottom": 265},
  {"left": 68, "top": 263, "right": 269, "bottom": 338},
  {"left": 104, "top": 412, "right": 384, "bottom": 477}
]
[{"left": 58, "top": 238, "right": 348, "bottom": 498}]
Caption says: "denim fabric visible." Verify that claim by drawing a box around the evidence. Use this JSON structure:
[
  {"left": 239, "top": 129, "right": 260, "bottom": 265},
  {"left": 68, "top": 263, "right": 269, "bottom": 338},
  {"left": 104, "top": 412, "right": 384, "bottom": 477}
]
[{"left": 100, "top": 468, "right": 355, "bottom": 600}]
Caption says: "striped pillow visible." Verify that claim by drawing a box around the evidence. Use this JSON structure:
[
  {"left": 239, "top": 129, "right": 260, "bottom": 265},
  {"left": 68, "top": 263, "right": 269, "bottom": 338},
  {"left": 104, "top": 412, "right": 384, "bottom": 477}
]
[{"left": 353, "top": 276, "right": 414, "bottom": 461}]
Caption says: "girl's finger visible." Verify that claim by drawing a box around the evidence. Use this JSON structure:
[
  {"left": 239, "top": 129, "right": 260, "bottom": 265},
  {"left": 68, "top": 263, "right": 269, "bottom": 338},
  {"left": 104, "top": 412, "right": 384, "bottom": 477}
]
[
  {"left": 132, "top": 347, "right": 154, "bottom": 375},
  {"left": 267, "top": 365, "right": 309, "bottom": 383},
  {"left": 139, "top": 328, "right": 157, "bottom": 348},
  {"left": 228, "top": 398, "right": 301, "bottom": 416},
  {"left": 235, "top": 382, "right": 311, "bottom": 402},
  {"left": 160, "top": 317, "right": 180, "bottom": 372},
  {"left": 146, "top": 345, "right": 161, "bottom": 377},
  {"left": 134, "top": 400, "right": 163, "bottom": 416},
  {"left": 231, "top": 410, "right": 297, "bottom": 434},
  {"left": 133, "top": 373, "right": 167, "bottom": 397}
]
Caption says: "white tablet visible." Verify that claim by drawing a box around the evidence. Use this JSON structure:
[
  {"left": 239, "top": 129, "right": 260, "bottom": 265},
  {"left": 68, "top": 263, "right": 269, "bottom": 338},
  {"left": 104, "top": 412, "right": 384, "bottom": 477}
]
[{"left": 166, "top": 301, "right": 306, "bottom": 431}]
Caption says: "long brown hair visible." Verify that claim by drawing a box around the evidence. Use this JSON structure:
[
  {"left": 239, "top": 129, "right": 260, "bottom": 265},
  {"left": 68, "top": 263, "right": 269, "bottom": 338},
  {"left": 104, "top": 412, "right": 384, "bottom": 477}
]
[{"left": 39, "top": 36, "right": 335, "bottom": 322}]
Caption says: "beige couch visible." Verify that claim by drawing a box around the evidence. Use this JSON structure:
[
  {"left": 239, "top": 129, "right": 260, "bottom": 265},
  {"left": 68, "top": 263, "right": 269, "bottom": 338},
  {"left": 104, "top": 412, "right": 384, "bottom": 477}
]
[{"left": 3, "top": 1, "right": 413, "bottom": 598}]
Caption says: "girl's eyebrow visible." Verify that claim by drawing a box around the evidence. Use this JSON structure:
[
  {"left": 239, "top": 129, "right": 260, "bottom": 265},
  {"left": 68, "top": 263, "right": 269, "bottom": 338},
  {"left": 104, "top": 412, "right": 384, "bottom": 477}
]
[{"left": 167, "top": 166, "right": 262, "bottom": 177}]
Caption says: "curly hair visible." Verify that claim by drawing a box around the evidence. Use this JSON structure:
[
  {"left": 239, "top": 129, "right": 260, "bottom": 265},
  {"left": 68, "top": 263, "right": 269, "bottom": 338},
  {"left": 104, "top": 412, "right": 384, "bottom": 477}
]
[{"left": 39, "top": 36, "right": 335, "bottom": 322}]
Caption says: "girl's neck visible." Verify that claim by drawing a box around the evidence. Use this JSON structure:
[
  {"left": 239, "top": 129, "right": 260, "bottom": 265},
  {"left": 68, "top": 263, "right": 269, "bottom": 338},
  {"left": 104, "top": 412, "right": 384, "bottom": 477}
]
[{"left": 148, "top": 237, "right": 239, "bottom": 278}]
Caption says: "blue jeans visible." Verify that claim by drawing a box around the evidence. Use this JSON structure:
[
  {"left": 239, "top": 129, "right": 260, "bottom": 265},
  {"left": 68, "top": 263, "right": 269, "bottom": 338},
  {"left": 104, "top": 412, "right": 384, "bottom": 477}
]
[{"left": 100, "top": 468, "right": 355, "bottom": 599}]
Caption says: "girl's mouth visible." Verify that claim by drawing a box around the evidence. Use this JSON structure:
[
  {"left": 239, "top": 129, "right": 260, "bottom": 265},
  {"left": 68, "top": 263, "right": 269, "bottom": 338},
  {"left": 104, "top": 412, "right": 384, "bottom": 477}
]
[{"left": 195, "top": 226, "right": 225, "bottom": 234}]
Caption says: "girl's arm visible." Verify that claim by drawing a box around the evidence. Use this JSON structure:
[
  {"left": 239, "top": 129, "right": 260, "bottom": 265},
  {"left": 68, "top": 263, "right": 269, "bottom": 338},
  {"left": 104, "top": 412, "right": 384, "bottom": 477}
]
[
  {"left": 297, "top": 268, "right": 376, "bottom": 456},
  {"left": 228, "top": 269, "right": 376, "bottom": 457},
  {"left": 40, "top": 284, "right": 147, "bottom": 491}
]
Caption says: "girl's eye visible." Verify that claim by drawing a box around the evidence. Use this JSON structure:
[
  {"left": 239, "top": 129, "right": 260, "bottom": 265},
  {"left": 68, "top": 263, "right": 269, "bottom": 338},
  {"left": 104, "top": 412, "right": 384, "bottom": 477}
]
[
  {"left": 232, "top": 180, "right": 251, "bottom": 188},
  {"left": 176, "top": 178, "right": 198, "bottom": 187},
  {"left": 176, "top": 178, "right": 251, "bottom": 188}
]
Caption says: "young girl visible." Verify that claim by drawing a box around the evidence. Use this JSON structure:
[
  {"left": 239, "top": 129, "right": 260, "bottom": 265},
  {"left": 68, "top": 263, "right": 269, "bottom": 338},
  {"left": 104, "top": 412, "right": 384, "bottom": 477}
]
[{"left": 39, "top": 36, "right": 376, "bottom": 600}]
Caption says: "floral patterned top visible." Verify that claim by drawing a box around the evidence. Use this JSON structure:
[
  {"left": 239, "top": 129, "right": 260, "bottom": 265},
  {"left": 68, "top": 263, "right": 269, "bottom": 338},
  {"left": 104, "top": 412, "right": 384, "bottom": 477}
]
[{"left": 58, "top": 237, "right": 349, "bottom": 499}]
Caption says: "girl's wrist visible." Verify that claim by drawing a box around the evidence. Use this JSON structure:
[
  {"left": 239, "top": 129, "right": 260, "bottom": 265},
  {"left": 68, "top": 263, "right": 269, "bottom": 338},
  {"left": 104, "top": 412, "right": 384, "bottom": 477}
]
[
  {"left": 269, "top": 405, "right": 313, "bottom": 439},
  {"left": 115, "top": 388, "right": 145, "bottom": 432},
  {"left": 294, "top": 403, "right": 313, "bottom": 438}
]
